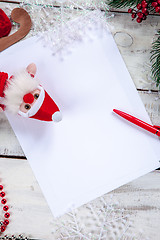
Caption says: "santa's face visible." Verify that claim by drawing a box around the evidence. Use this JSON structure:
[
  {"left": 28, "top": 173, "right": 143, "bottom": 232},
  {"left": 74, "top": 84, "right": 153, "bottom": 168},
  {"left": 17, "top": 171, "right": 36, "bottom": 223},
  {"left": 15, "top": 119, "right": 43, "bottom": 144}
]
[
  {"left": 19, "top": 88, "right": 41, "bottom": 113},
  {"left": 18, "top": 85, "right": 62, "bottom": 122}
]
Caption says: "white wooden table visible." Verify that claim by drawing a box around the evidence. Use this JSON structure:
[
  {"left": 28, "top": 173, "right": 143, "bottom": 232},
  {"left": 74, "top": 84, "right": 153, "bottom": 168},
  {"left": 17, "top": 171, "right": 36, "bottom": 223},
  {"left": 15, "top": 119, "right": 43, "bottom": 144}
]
[{"left": 0, "top": 1, "right": 160, "bottom": 239}]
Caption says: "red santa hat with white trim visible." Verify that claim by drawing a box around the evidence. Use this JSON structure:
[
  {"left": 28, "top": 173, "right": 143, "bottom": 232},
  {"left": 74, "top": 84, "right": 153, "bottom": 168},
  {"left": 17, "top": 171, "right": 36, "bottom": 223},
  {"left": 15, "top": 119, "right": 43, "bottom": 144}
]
[{"left": 0, "top": 63, "right": 62, "bottom": 122}]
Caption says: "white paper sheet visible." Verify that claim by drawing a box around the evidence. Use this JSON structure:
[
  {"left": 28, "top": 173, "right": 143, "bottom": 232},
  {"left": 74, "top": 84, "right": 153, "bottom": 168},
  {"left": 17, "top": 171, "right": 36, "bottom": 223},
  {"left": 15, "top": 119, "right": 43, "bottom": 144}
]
[{"left": 0, "top": 25, "right": 160, "bottom": 217}]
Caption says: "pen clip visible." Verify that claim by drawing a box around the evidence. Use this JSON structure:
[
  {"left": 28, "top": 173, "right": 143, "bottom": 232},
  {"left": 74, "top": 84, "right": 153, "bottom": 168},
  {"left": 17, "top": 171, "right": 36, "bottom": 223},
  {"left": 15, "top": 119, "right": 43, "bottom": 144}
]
[{"left": 153, "top": 125, "right": 160, "bottom": 130}]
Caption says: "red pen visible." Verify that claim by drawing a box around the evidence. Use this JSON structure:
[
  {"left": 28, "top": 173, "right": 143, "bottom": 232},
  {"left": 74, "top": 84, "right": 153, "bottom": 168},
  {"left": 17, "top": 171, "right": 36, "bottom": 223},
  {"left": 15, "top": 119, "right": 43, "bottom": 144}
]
[{"left": 113, "top": 109, "right": 160, "bottom": 137}]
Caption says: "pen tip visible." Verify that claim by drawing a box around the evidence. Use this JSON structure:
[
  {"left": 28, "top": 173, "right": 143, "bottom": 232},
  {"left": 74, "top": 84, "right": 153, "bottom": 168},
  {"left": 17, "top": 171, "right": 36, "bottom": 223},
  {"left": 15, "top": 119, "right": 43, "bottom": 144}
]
[{"left": 113, "top": 109, "right": 118, "bottom": 113}]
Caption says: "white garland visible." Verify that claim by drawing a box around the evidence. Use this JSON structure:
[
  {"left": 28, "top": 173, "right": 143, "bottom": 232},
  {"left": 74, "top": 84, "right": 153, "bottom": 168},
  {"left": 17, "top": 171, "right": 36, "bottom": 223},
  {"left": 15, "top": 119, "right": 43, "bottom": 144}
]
[
  {"left": 36, "top": 10, "right": 112, "bottom": 57},
  {"left": 19, "top": 0, "right": 109, "bottom": 37}
]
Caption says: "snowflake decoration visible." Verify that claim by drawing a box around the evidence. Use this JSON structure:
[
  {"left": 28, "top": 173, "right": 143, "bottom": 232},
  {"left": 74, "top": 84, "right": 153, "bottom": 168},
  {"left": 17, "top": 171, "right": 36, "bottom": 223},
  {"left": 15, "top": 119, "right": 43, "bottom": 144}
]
[
  {"left": 18, "top": 0, "right": 109, "bottom": 37},
  {"left": 51, "top": 195, "right": 147, "bottom": 240}
]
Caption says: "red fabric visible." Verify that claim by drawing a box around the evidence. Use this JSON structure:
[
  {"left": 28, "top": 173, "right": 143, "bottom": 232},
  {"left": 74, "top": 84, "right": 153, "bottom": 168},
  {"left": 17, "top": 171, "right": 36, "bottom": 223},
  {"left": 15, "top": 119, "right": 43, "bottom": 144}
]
[
  {"left": 30, "top": 90, "right": 59, "bottom": 121},
  {"left": 0, "top": 104, "right": 5, "bottom": 110},
  {"left": 0, "top": 72, "right": 8, "bottom": 97},
  {"left": 23, "top": 93, "right": 34, "bottom": 104},
  {"left": 0, "top": 9, "right": 12, "bottom": 38}
]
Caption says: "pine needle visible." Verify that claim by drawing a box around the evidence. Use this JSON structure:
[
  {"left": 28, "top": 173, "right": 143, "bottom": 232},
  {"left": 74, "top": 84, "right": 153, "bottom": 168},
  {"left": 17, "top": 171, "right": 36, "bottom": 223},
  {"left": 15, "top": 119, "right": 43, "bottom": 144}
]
[
  {"left": 106, "top": 0, "right": 152, "bottom": 9},
  {"left": 106, "top": 0, "right": 142, "bottom": 8},
  {"left": 150, "top": 30, "right": 160, "bottom": 87}
]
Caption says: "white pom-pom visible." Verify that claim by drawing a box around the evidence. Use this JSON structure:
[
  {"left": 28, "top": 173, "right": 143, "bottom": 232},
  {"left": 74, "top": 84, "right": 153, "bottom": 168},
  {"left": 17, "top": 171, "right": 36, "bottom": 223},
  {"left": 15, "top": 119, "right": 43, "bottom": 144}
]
[{"left": 52, "top": 111, "right": 62, "bottom": 122}]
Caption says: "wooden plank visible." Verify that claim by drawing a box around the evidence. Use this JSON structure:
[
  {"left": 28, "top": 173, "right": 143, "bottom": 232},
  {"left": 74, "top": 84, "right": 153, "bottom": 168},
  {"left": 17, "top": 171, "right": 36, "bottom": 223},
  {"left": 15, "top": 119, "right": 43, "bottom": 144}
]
[
  {"left": 0, "top": 158, "right": 54, "bottom": 239},
  {"left": 0, "top": 113, "right": 24, "bottom": 157},
  {"left": 139, "top": 91, "right": 160, "bottom": 124},
  {"left": 1, "top": 3, "right": 160, "bottom": 91},
  {"left": 111, "top": 170, "right": 160, "bottom": 240},
  {"left": 0, "top": 91, "right": 159, "bottom": 158},
  {"left": 107, "top": 12, "right": 160, "bottom": 90},
  {"left": 0, "top": 157, "right": 160, "bottom": 239}
]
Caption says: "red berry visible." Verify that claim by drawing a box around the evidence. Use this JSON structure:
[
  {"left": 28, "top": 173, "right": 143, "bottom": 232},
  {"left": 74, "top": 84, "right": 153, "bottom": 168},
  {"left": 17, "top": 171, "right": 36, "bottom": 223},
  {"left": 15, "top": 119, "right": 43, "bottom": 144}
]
[
  {"left": 155, "top": 6, "right": 160, "bottom": 12},
  {"left": 137, "top": 12, "right": 143, "bottom": 18},
  {"left": 137, "top": 3, "right": 142, "bottom": 9},
  {"left": 1, "top": 199, "right": 7, "bottom": 204},
  {"left": 137, "top": 17, "right": 142, "bottom": 23},
  {"left": 128, "top": 8, "right": 132, "bottom": 13},
  {"left": 0, "top": 185, "right": 3, "bottom": 191},
  {"left": 142, "top": 7, "right": 148, "bottom": 14},
  {"left": 3, "top": 205, "right": 9, "bottom": 211},
  {"left": 4, "top": 212, "right": 10, "bottom": 218},
  {"left": 157, "top": 0, "right": 160, "bottom": 5},
  {"left": 142, "top": 15, "right": 147, "bottom": 20},
  {"left": 131, "top": 13, "right": 136, "bottom": 18},
  {"left": 144, "top": 10, "right": 149, "bottom": 15},
  {"left": 152, "top": 2, "right": 158, "bottom": 7},
  {"left": 0, "top": 192, "right": 5, "bottom": 197},
  {"left": 142, "top": 2, "right": 148, "bottom": 8},
  {"left": 3, "top": 220, "right": 9, "bottom": 226},
  {"left": 1, "top": 226, "right": 6, "bottom": 232}
]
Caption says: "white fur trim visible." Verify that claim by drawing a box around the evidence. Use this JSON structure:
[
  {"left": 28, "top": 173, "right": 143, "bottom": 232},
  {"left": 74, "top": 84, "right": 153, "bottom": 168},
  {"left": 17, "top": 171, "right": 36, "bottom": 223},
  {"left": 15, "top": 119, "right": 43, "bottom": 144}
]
[
  {"left": 52, "top": 111, "right": 62, "bottom": 122},
  {"left": 2, "top": 70, "right": 39, "bottom": 114},
  {"left": 18, "top": 86, "right": 45, "bottom": 118}
]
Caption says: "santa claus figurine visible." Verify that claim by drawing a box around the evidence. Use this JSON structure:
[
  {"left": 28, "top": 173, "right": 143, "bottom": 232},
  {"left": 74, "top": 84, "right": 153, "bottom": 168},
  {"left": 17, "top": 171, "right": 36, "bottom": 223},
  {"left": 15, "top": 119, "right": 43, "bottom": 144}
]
[{"left": 0, "top": 63, "right": 62, "bottom": 122}]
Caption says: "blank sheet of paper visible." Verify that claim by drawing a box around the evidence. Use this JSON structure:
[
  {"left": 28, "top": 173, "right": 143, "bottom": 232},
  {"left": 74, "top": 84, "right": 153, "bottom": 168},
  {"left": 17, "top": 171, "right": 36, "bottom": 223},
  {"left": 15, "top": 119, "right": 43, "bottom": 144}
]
[{"left": 0, "top": 25, "right": 160, "bottom": 217}]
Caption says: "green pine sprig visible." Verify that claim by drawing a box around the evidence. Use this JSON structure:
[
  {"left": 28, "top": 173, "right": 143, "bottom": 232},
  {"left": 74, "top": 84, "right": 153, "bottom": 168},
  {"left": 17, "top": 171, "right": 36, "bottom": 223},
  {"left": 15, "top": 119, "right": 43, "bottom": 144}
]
[
  {"left": 107, "top": 0, "right": 142, "bottom": 8},
  {"left": 150, "top": 30, "right": 160, "bottom": 88},
  {"left": 106, "top": 0, "right": 152, "bottom": 9}
]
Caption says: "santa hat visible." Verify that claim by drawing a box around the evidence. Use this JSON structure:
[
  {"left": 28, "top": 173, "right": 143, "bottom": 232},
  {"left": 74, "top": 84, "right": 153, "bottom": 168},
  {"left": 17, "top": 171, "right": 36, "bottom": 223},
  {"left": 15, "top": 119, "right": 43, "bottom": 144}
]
[{"left": 18, "top": 85, "right": 62, "bottom": 122}]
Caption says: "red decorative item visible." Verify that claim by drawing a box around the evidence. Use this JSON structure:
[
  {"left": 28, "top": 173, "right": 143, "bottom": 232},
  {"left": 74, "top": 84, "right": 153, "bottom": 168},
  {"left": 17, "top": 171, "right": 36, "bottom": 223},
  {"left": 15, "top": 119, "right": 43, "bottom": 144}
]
[
  {"left": 137, "top": 17, "right": 142, "bottom": 23},
  {"left": 1, "top": 199, "right": 7, "bottom": 204},
  {"left": 3, "top": 220, "right": 9, "bottom": 226},
  {"left": 141, "top": 1, "right": 148, "bottom": 8},
  {"left": 3, "top": 205, "right": 9, "bottom": 211},
  {"left": 127, "top": 0, "right": 160, "bottom": 23},
  {"left": 0, "top": 192, "right": 5, "bottom": 198},
  {"left": 0, "top": 184, "right": 10, "bottom": 233},
  {"left": 4, "top": 212, "right": 10, "bottom": 218},
  {"left": 23, "top": 93, "right": 34, "bottom": 104},
  {"left": 152, "top": 1, "right": 158, "bottom": 7},
  {"left": 137, "top": 3, "right": 142, "bottom": 9},
  {"left": 137, "top": 12, "right": 143, "bottom": 18},
  {"left": 0, "top": 9, "right": 12, "bottom": 38},
  {"left": 155, "top": 5, "right": 160, "bottom": 12},
  {"left": 131, "top": 13, "right": 136, "bottom": 18},
  {"left": 0, "top": 226, "right": 6, "bottom": 232},
  {"left": 142, "top": 7, "right": 147, "bottom": 13},
  {"left": 128, "top": 8, "right": 132, "bottom": 13}
]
